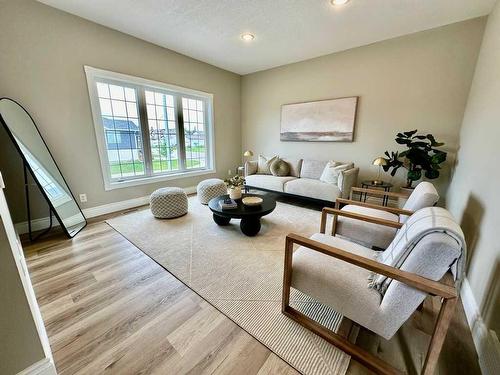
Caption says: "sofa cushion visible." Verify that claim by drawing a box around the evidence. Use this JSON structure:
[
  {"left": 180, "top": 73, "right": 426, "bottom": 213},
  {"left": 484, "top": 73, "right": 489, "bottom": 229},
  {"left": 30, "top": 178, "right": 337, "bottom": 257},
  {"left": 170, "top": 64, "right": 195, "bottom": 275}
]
[
  {"left": 335, "top": 204, "right": 399, "bottom": 249},
  {"left": 284, "top": 178, "right": 341, "bottom": 202},
  {"left": 300, "top": 159, "right": 328, "bottom": 180},
  {"left": 292, "top": 233, "right": 381, "bottom": 334},
  {"left": 281, "top": 158, "right": 303, "bottom": 177},
  {"left": 245, "top": 174, "right": 296, "bottom": 192},
  {"left": 257, "top": 155, "right": 277, "bottom": 175},
  {"left": 270, "top": 158, "right": 290, "bottom": 176}
]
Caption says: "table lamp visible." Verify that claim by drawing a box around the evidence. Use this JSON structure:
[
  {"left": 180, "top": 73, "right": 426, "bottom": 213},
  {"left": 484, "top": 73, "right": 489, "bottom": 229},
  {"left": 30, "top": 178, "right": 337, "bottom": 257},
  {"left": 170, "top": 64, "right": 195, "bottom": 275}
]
[{"left": 372, "top": 157, "right": 388, "bottom": 185}]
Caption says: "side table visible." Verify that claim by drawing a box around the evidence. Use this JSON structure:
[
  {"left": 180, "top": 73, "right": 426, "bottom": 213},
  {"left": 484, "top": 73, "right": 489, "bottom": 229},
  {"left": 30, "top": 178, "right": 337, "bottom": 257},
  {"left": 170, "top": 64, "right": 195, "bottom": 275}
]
[{"left": 360, "top": 180, "right": 393, "bottom": 206}]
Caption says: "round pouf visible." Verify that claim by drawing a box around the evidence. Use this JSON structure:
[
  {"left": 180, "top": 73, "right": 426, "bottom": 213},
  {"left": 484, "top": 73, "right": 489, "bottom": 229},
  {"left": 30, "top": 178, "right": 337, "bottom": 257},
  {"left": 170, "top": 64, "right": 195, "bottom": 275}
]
[
  {"left": 197, "top": 178, "right": 227, "bottom": 205},
  {"left": 150, "top": 187, "right": 188, "bottom": 219}
]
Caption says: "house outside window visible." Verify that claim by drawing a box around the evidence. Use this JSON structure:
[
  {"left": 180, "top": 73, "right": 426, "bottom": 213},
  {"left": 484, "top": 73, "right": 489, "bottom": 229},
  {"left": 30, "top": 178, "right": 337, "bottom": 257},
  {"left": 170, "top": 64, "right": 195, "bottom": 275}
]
[{"left": 84, "top": 66, "right": 215, "bottom": 190}]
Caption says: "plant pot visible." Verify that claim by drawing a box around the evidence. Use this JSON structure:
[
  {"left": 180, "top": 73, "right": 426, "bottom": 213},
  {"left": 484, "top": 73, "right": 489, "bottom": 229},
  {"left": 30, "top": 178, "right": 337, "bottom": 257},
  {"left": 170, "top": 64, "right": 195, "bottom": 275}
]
[{"left": 229, "top": 186, "right": 242, "bottom": 200}]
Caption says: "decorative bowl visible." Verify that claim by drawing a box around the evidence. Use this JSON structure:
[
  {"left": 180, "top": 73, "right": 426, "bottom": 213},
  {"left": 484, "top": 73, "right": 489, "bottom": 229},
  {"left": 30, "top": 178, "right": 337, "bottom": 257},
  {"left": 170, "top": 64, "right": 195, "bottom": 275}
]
[{"left": 242, "top": 196, "right": 263, "bottom": 206}]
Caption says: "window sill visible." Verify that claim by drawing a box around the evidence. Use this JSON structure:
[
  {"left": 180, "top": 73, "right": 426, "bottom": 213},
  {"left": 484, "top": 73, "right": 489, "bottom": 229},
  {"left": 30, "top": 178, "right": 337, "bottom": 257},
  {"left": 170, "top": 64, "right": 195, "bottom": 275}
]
[{"left": 104, "top": 168, "right": 216, "bottom": 191}]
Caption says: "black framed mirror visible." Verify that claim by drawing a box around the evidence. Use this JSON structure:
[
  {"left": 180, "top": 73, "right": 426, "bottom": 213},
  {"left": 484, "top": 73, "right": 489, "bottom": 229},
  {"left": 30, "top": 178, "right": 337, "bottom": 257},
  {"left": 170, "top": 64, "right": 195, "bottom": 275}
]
[{"left": 0, "top": 98, "right": 86, "bottom": 238}]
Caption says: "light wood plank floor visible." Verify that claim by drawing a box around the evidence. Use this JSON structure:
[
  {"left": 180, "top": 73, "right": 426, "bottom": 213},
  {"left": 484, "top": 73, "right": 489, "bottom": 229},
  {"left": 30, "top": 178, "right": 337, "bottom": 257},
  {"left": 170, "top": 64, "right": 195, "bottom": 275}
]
[{"left": 23, "top": 211, "right": 481, "bottom": 375}]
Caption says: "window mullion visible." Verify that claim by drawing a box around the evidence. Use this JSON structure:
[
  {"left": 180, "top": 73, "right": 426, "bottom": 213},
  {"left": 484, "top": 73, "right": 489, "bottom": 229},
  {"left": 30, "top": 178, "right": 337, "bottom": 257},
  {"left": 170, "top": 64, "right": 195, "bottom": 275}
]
[
  {"left": 137, "top": 87, "right": 153, "bottom": 177},
  {"left": 176, "top": 94, "right": 187, "bottom": 171}
]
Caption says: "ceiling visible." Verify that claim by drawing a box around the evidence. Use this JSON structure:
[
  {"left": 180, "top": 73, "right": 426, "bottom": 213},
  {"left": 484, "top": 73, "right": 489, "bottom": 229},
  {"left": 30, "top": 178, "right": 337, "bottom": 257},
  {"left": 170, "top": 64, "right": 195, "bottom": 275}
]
[{"left": 37, "top": 0, "right": 495, "bottom": 75}]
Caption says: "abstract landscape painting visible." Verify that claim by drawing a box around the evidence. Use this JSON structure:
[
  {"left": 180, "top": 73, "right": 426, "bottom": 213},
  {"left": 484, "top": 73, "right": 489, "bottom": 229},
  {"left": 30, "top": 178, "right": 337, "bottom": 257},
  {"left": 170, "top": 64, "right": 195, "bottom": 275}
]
[{"left": 280, "top": 96, "right": 358, "bottom": 142}]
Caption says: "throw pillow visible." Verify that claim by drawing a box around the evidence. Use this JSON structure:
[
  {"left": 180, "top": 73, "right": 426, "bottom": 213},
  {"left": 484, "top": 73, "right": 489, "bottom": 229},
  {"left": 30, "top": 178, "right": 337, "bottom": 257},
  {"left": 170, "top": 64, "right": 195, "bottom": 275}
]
[
  {"left": 257, "top": 154, "right": 277, "bottom": 175},
  {"left": 270, "top": 159, "right": 290, "bottom": 176},
  {"left": 281, "top": 158, "right": 303, "bottom": 177},
  {"left": 319, "top": 161, "right": 352, "bottom": 185}
]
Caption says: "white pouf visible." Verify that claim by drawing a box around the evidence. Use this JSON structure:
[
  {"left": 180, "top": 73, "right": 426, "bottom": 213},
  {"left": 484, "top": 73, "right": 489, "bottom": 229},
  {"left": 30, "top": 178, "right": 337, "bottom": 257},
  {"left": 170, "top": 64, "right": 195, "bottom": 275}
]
[
  {"left": 197, "top": 178, "right": 227, "bottom": 204},
  {"left": 150, "top": 187, "right": 188, "bottom": 219}
]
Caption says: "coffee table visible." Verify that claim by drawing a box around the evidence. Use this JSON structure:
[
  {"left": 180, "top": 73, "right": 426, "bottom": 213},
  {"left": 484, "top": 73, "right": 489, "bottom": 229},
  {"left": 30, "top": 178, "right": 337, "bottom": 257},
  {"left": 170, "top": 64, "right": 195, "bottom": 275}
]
[{"left": 208, "top": 194, "right": 276, "bottom": 236}]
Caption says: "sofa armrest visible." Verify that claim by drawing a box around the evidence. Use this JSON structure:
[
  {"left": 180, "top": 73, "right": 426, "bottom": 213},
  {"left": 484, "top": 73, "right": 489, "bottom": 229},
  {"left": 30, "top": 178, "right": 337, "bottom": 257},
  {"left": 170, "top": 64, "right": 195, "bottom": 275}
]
[
  {"left": 338, "top": 167, "right": 359, "bottom": 198},
  {"left": 245, "top": 160, "right": 258, "bottom": 176}
]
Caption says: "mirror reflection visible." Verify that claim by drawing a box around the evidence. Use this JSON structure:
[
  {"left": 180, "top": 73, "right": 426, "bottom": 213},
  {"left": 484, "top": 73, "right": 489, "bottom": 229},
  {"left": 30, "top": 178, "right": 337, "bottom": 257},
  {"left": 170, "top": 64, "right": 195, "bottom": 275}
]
[{"left": 0, "top": 98, "right": 86, "bottom": 237}]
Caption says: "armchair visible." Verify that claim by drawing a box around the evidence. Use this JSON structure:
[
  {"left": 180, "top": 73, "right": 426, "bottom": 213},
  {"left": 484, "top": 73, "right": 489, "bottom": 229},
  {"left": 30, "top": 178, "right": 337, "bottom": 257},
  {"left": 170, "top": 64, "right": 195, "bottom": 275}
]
[
  {"left": 334, "top": 181, "right": 439, "bottom": 249},
  {"left": 282, "top": 206, "right": 464, "bottom": 374}
]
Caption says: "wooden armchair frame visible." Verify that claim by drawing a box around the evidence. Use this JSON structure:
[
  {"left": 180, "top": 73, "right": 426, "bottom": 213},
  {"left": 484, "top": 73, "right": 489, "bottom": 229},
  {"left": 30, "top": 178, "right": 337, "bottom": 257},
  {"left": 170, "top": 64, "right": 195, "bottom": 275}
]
[
  {"left": 324, "top": 201, "right": 408, "bottom": 237},
  {"left": 282, "top": 208, "right": 458, "bottom": 375}
]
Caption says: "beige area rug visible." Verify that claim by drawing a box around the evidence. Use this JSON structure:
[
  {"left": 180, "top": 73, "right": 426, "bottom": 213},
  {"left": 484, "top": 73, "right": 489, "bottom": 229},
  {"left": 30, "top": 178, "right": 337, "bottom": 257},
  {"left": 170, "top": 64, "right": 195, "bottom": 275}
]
[{"left": 106, "top": 195, "right": 352, "bottom": 374}]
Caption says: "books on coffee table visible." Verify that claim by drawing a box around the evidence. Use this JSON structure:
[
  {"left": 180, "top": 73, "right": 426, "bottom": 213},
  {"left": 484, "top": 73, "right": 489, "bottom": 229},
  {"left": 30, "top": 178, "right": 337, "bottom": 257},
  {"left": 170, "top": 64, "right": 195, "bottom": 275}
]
[{"left": 219, "top": 198, "right": 238, "bottom": 210}]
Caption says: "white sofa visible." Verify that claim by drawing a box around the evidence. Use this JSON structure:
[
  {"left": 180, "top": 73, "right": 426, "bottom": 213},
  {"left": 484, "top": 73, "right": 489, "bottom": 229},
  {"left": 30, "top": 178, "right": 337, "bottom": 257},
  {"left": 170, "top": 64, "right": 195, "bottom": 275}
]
[{"left": 244, "top": 158, "right": 359, "bottom": 203}]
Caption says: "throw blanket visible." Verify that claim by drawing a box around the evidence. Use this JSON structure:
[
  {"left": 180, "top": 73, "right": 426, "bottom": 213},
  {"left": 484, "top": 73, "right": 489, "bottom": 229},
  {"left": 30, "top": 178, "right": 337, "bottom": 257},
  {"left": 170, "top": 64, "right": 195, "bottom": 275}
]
[{"left": 368, "top": 207, "right": 466, "bottom": 295}]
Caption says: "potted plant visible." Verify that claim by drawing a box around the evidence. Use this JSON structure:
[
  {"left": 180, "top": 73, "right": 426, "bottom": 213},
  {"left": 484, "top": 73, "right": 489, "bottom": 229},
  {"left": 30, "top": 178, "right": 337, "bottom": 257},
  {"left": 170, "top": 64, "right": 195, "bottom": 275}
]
[
  {"left": 225, "top": 175, "right": 245, "bottom": 200},
  {"left": 383, "top": 130, "right": 447, "bottom": 189}
]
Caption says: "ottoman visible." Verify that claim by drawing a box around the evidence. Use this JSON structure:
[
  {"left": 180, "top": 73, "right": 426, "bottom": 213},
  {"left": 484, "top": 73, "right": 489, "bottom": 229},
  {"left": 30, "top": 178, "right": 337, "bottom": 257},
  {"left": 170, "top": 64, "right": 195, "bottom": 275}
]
[
  {"left": 197, "top": 178, "right": 227, "bottom": 204},
  {"left": 150, "top": 187, "right": 188, "bottom": 219}
]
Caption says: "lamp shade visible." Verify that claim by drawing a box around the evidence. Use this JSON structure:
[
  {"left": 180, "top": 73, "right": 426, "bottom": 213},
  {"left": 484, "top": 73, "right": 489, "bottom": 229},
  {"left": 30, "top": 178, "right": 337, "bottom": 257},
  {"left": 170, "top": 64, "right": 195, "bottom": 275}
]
[
  {"left": 372, "top": 157, "right": 388, "bottom": 166},
  {"left": 243, "top": 150, "right": 254, "bottom": 157}
]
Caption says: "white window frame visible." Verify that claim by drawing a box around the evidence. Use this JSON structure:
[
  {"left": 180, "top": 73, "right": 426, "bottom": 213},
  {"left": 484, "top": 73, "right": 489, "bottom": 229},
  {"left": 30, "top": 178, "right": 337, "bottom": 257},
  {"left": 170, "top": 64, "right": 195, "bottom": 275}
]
[{"left": 84, "top": 66, "right": 216, "bottom": 191}]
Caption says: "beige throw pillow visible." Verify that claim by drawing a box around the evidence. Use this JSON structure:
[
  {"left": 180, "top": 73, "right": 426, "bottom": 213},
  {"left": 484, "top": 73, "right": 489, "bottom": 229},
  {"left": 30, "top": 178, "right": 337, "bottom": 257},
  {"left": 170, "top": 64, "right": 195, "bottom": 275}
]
[
  {"left": 320, "top": 161, "right": 352, "bottom": 185},
  {"left": 258, "top": 155, "right": 278, "bottom": 175},
  {"left": 270, "top": 159, "right": 290, "bottom": 176}
]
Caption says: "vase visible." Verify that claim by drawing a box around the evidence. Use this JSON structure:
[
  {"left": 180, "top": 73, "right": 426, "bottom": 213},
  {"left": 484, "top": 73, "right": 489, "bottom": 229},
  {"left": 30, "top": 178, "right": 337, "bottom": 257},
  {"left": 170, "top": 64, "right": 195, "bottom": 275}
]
[{"left": 229, "top": 186, "right": 242, "bottom": 200}]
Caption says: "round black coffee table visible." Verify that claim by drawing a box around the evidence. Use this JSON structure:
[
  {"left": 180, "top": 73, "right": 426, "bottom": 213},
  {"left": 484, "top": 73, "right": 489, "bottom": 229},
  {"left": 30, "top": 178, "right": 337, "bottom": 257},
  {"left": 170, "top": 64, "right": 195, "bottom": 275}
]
[{"left": 208, "top": 194, "right": 276, "bottom": 236}]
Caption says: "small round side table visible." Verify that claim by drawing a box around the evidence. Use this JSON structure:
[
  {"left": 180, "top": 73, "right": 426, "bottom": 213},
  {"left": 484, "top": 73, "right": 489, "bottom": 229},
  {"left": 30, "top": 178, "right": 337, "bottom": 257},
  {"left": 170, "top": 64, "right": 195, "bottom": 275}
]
[{"left": 360, "top": 180, "right": 393, "bottom": 206}]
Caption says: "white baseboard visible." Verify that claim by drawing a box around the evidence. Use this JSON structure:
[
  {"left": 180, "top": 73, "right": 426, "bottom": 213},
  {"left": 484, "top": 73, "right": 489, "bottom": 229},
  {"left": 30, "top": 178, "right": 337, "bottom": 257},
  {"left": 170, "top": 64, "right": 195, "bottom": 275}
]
[
  {"left": 14, "top": 186, "right": 197, "bottom": 234},
  {"left": 460, "top": 278, "right": 500, "bottom": 374},
  {"left": 17, "top": 358, "right": 57, "bottom": 375}
]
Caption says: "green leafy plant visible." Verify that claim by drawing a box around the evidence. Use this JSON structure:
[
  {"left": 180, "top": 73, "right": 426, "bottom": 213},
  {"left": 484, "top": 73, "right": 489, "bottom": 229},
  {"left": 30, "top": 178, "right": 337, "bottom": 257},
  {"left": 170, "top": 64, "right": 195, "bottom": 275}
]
[
  {"left": 225, "top": 175, "right": 245, "bottom": 189},
  {"left": 383, "top": 130, "right": 447, "bottom": 188}
]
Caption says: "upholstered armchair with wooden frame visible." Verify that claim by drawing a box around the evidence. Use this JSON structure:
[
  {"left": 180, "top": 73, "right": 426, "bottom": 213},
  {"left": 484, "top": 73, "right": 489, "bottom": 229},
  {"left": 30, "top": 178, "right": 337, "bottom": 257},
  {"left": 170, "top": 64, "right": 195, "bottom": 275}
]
[
  {"left": 282, "top": 206, "right": 464, "bottom": 375},
  {"left": 333, "top": 181, "right": 440, "bottom": 249}
]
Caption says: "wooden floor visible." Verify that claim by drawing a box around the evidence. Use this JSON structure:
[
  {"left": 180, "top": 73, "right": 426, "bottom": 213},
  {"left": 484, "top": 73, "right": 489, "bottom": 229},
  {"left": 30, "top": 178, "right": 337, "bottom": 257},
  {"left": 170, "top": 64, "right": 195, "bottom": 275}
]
[{"left": 23, "top": 212, "right": 481, "bottom": 375}]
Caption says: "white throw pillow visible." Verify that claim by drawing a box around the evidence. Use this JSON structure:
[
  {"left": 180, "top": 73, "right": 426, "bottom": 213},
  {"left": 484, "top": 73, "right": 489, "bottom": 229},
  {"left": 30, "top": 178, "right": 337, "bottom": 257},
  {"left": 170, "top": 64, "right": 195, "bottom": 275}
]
[
  {"left": 257, "top": 155, "right": 278, "bottom": 175},
  {"left": 319, "top": 161, "right": 351, "bottom": 185}
]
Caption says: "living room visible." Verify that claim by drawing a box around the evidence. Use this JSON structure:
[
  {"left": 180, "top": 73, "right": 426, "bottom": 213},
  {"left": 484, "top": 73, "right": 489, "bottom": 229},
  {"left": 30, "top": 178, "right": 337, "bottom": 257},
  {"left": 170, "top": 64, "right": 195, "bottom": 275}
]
[{"left": 0, "top": 0, "right": 499, "bottom": 374}]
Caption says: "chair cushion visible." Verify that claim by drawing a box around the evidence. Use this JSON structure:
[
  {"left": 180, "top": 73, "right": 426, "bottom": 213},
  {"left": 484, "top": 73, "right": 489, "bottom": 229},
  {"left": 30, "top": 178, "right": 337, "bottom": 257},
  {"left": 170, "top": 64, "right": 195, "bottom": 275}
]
[
  {"left": 300, "top": 159, "right": 328, "bottom": 180},
  {"left": 284, "top": 178, "right": 341, "bottom": 202},
  {"left": 245, "top": 174, "right": 296, "bottom": 192},
  {"left": 291, "top": 233, "right": 381, "bottom": 332},
  {"left": 335, "top": 205, "right": 399, "bottom": 249},
  {"left": 401, "top": 182, "right": 439, "bottom": 222},
  {"left": 372, "top": 207, "right": 464, "bottom": 294}
]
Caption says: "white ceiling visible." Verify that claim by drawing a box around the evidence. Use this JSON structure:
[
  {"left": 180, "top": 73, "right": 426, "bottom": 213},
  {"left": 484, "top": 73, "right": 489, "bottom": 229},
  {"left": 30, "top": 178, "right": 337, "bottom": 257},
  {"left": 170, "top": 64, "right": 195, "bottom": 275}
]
[{"left": 37, "top": 0, "right": 495, "bottom": 75}]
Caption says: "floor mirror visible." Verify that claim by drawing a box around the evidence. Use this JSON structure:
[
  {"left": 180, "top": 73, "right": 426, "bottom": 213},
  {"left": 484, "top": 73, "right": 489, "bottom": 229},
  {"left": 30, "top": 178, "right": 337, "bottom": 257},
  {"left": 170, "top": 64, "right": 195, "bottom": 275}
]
[{"left": 0, "top": 98, "right": 87, "bottom": 239}]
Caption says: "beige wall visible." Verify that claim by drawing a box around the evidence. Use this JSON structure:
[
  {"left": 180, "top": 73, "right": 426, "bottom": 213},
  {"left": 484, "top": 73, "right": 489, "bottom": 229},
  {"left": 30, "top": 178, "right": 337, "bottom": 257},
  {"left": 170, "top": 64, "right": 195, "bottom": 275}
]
[
  {"left": 0, "top": 0, "right": 241, "bottom": 222},
  {"left": 447, "top": 0, "right": 500, "bottom": 337},
  {"left": 241, "top": 18, "right": 486, "bottom": 199},
  {"left": 0, "top": 216, "right": 45, "bottom": 374}
]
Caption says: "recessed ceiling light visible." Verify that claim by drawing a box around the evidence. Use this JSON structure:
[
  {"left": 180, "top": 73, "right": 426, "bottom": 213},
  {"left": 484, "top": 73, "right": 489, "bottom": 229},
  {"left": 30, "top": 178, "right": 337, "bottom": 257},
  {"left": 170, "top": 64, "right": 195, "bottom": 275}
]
[
  {"left": 241, "top": 33, "right": 255, "bottom": 42},
  {"left": 331, "top": 0, "right": 350, "bottom": 5}
]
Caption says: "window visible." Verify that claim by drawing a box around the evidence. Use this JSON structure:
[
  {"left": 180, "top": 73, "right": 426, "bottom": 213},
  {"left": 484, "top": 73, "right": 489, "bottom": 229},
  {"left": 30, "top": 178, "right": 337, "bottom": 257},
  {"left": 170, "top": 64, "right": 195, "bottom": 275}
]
[{"left": 85, "top": 67, "right": 215, "bottom": 190}]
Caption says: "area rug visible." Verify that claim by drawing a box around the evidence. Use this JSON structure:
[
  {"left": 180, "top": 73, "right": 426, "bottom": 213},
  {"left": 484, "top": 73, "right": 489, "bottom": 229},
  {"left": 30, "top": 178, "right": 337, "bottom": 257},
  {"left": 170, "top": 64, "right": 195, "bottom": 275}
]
[{"left": 106, "top": 195, "right": 353, "bottom": 374}]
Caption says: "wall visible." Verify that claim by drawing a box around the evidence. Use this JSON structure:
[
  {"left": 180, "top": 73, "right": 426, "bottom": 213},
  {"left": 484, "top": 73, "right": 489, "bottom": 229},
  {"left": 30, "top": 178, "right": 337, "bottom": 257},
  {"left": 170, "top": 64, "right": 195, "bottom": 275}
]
[
  {"left": 0, "top": 215, "right": 46, "bottom": 374},
  {"left": 0, "top": 0, "right": 241, "bottom": 222},
  {"left": 446, "top": 0, "right": 500, "bottom": 369},
  {"left": 241, "top": 18, "right": 486, "bottom": 199}
]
